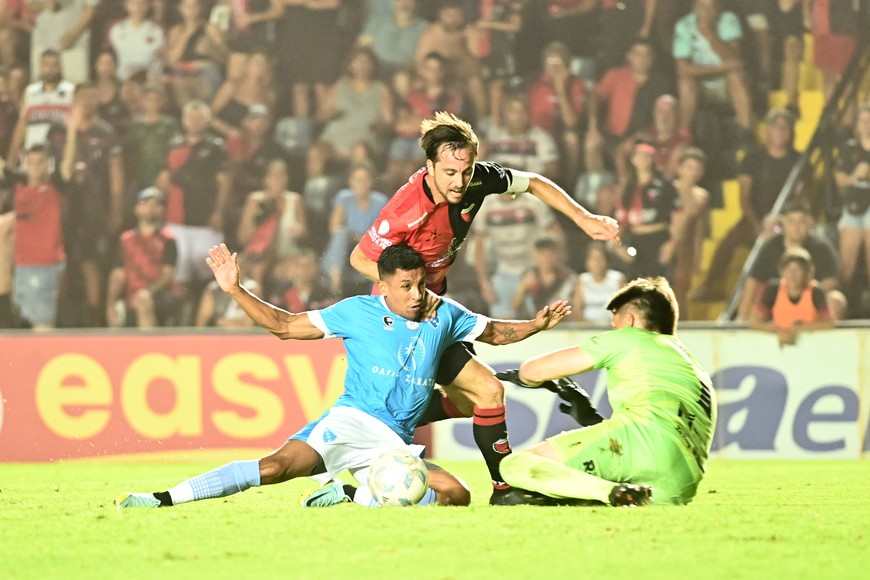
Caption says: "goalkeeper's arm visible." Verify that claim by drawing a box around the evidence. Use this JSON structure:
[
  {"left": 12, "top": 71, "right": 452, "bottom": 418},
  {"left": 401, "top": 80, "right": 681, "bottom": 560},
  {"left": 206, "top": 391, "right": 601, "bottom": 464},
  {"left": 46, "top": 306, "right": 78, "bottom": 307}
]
[{"left": 495, "top": 345, "right": 604, "bottom": 427}]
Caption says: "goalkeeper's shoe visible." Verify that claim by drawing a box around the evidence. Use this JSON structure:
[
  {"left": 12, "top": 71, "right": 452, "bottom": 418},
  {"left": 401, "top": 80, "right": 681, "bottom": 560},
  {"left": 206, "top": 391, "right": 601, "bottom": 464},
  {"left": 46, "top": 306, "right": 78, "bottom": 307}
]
[
  {"left": 300, "top": 479, "right": 350, "bottom": 508},
  {"left": 608, "top": 484, "right": 652, "bottom": 507},
  {"left": 114, "top": 492, "right": 161, "bottom": 509}
]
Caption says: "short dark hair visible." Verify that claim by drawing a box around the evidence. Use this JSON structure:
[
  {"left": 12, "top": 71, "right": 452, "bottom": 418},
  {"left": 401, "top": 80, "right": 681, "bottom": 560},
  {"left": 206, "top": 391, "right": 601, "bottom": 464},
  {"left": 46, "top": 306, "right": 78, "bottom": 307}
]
[
  {"left": 419, "top": 112, "right": 479, "bottom": 163},
  {"left": 606, "top": 277, "right": 679, "bottom": 335},
  {"left": 534, "top": 236, "right": 559, "bottom": 251},
  {"left": 781, "top": 200, "right": 812, "bottom": 216},
  {"left": 25, "top": 144, "right": 48, "bottom": 156},
  {"left": 378, "top": 244, "right": 425, "bottom": 279}
]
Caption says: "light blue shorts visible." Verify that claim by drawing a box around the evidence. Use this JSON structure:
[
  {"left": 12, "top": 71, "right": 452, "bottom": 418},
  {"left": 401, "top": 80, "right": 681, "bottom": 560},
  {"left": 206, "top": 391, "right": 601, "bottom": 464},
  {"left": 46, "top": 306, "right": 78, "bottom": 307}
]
[
  {"left": 14, "top": 262, "right": 65, "bottom": 326},
  {"left": 838, "top": 206, "right": 870, "bottom": 231}
]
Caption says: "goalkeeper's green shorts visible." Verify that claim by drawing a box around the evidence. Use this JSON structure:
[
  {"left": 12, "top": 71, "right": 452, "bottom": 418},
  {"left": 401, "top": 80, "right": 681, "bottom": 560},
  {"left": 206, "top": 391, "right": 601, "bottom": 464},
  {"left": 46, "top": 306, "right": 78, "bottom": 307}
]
[{"left": 546, "top": 413, "right": 705, "bottom": 505}]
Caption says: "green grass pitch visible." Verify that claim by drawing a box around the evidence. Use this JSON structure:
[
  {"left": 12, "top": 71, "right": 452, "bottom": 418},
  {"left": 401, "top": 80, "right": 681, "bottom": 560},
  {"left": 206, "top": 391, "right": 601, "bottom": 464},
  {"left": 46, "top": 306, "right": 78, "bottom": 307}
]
[{"left": 1, "top": 455, "right": 868, "bottom": 579}]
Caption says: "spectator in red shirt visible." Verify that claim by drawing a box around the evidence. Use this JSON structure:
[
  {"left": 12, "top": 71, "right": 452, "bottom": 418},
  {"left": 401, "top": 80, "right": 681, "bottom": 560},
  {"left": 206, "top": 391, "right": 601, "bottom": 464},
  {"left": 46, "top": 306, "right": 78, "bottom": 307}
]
[
  {"left": 585, "top": 38, "right": 671, "bottom": 174},
  {"left": 106, "top": 187, "right": 178, "bottom": 328},
  {"left": 528, "top": 41, "right": 586, "bottom": 184},
  {"left": 2, "top": 144, "right": 66, "bottom": 329}
]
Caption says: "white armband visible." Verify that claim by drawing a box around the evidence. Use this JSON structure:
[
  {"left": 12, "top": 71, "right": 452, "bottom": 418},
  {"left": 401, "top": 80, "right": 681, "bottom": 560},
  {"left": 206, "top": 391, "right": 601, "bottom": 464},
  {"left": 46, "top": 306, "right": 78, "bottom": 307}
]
[{"left": 507, "top": 170, "right": 532, "bottom": 194}]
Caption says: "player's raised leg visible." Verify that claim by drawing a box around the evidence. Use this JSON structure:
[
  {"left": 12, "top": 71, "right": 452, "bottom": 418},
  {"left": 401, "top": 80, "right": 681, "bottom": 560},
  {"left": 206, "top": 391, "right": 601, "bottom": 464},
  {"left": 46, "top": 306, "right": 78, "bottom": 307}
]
[{"left": 115, "top": 439, "right": 323, "bottom": 508}]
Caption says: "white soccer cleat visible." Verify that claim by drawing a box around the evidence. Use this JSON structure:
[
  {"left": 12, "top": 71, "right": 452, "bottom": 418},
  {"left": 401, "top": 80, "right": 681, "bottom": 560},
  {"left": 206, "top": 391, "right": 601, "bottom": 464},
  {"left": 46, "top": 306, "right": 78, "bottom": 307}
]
[{"left": 114, "top": 492, "right": 161, "bottom": 509}]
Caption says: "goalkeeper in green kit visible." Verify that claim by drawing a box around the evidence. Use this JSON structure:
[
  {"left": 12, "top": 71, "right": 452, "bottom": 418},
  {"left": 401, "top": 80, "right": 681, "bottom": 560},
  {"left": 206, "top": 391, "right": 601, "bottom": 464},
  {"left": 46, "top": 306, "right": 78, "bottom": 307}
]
[{"left": 497, "top": 277, "right": 716, "bottom": 506}]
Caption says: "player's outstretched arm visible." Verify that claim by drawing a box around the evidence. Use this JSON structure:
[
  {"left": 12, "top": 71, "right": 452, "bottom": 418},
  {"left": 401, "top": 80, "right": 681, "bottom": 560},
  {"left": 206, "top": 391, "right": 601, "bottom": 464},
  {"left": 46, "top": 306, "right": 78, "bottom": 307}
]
[
  {"left": 476, "top": 299, "right": 571, "bottom": 346},
  {"left": 206, "top": 244, "right": 324, "bottom": 340},
  {"left": 524, "top": 173, "right": 620, "bottom": 244},
  {"left": 516, "top": 345, "right": 597, "bottom": 387}
]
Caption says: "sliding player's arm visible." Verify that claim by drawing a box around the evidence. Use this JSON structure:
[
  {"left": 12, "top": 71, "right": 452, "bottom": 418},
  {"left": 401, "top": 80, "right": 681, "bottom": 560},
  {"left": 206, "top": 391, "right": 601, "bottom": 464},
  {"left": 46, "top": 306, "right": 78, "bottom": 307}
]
[{"left": 476, "top": 300, "right": 571, "bottom": 346}]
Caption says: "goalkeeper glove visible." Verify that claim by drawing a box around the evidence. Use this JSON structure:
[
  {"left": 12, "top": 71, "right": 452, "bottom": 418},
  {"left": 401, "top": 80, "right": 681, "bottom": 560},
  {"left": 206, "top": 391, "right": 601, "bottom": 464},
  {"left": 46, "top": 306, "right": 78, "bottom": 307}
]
[{"left": 495, "top": 370, "right": 604, "bottom": 427}]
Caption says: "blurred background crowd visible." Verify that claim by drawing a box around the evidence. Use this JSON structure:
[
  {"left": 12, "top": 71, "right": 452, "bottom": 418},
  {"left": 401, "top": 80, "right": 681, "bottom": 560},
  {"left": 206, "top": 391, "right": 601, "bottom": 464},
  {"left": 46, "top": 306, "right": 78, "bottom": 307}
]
[{"left": 0, "top": 0, "right": 868, "bottom": 332}]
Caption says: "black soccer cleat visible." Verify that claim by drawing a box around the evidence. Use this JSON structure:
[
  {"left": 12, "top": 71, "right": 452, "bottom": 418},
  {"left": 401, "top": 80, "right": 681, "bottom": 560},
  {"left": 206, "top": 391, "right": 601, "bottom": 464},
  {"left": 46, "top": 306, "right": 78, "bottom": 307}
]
[
  {"left": 489, "top": 487, "right": 559, "bottom": 506},
  {"left": 608, "top": 483, "right": 652, "bottom": 507}
]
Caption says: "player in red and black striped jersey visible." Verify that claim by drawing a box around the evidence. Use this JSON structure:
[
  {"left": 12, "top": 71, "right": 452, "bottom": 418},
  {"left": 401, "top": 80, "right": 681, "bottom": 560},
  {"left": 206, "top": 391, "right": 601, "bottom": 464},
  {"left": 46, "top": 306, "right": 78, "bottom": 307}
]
[{"left": 349, "top": 112, "right": 619, "bottom": 505}]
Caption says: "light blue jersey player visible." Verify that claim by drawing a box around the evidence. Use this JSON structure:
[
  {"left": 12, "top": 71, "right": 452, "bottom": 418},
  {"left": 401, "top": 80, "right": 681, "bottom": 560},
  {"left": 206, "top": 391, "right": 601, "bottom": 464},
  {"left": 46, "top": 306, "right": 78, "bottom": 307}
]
[{"left": 115, "top": 243, "right": 571, "bottom": 509}]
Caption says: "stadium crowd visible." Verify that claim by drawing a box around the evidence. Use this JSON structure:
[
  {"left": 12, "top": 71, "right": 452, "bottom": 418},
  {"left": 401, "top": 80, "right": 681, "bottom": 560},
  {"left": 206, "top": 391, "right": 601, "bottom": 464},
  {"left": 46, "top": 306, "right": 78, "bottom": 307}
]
[{"left": 0, "top": 0, "right": 867, "bottom": 331}]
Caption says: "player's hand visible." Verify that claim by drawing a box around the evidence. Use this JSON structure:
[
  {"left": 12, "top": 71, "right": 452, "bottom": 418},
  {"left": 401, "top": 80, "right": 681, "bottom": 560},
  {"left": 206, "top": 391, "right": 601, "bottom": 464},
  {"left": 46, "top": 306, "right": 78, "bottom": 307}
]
[
  {"left": 534, "top": 299, "right": 571, "bottom": 331},
  {"left": 579, "top": 213, "right": 620, "bottom": 245},
  {"left": 419, "top": 289, "right": 441, "bottom": 321},
  {"left": 550, "top": 377, "right": 605, "bottom": 426},
  {"left": 206, "top": 243, "right": 241, "bottom": 293}
]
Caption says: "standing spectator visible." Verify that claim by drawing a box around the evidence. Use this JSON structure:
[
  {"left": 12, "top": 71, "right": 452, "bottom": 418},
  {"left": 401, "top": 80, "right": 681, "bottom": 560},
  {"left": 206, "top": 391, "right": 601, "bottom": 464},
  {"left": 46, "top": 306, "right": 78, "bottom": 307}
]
[
  {"left": 527, "top": 41, "right": 586, "bottom": 184},
  {"left": 0, "top": 0, "right": 33, "bottom": 71},
  {"left": 572, "top": 241, "right": 626, "bottom": 323},
  {"left": 673, "top": 0, "right": 752, "bottom": 133},
  {"left": 664, "top": 147, "right": 709, "bottom": 316},
  {"left": 165, "top": 0, "right": 229, "bottom": 104},
  {"left": 415, "top": 0, "right": 486, "bottom": 119},
  {"left": 29, "top": 0, "right": 96, "bottom": 84},
  {"left": 736, "top": 201, "right": 844, "bottom": 321},
  {"left": 695, "top": 108, "right": 800, "bottom": 301},
  {"left": 586, "top": 38, "right": 672, "bottom": 174},
  {"left": 320, "top": 163, "right": 388, "bottom": 296},
  {"left": 236, "top": 158, "right": 306, "bottom": 285},
  {"left": 766, "top": 0, "right": 805, "bottom": 115},
  {"left": 49, "top": 83, "right": 124, "bottom": 327},
  {"left": 471, "top": 0, "right": 524, "bottom": 127},
  {"left": 126, "top": 84, "right": 180, "bottom": 196},
  {"left": 804, "top": 0, "right": 859, "bottom": 102},
  {"left": 210, "top": 52, "right": 276, "bottom": 138},
  {"left": 226, "top": 0, "right": 283, "bottom": 83},
  {"left": 386, "top": 52, "right": 465, "bottom": 191},
  {"left": 511, "top": 235, "right": 578, "bottom": 318},
  {"left": 7, "top": 49, "right": 74, "bottom": 167},
  {"left": 358, "top": 0, "right": 427, "bottom": 76},
  {"left": 471, "top": 192, "right": 562, "bottom": 317},
  {"left": 749, "top": 247, "right": 834, "bottom": 347},
  {"left": 484, "top": 92, "right": 560, "bottom": 180},
  {"left": 106, "top": 187, "right": 178, "bottom": 328},
  {"left": 108, "top": 0, "right": 166, "bottom": 82},
  {"left": 2, "top": 144, "right": 66, "bottom": 329},
  {"left": 543, "top": 0, "right": 599, "bottom": 64},
  {"left": 613, "top": 139, "right": 678, "bottom": 279},
  {"left": 224, "top": 104, "right": 287, "bottom": 245},
  {"left": 93, "top": 49, "right": 132, "bottom": 142},
  {"left": 833, "top": 103, "right": 870, "bottom": 308},
  {"left": 597, "top": 0, "right": 658, "bottom": 75},
  {"left": 315, "top": 47, "right": 393, "bottom": 163},
  {"left": 0, "top": 68, "right": 20, "bottom": 158},
  {"left": 279, "top": 0, "right": 345, "bottom": 119},
  {"left": 156, "top": 100, "right": 230, "bottom": 321}
]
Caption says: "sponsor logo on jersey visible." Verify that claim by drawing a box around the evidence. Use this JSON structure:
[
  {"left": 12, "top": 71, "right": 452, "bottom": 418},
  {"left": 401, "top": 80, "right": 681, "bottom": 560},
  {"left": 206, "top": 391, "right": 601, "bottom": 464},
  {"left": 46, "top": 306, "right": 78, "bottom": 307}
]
[
  {"left": 378, "top": 220, "right": 391, "bottom": 235},
  {"left": 468, "top": 181, "right": 482, "bottom": 187},
  {"left": 322, "top": 428, "right": 337, "bottom": 443},
  {"left": 398, "top": 336, "right": 426, "bottom": 371},
  {"left": 367, "top": 228, "right": 392, "bottom": 249},
  {"left": 383, "top": 316, "right": 394, "bottom": 330},
  {"left": 460, "top": 203, "right": 475, "bottom": 222},
  {"left": 492, "top": 438, "right": 511, "bottom": 454},
  {"left": 406, "top": 321, "right": 419, "bottom": 330},
  {"left": 429, "top": 317, "right": 440, "bottom": 328}
]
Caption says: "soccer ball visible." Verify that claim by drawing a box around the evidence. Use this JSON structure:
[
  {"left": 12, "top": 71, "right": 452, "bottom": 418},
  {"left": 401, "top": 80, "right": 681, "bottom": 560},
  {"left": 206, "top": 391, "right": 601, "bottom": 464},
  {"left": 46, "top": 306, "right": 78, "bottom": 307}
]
[{"left": 367, "top": 448, "right": 430, "bottom": 507}]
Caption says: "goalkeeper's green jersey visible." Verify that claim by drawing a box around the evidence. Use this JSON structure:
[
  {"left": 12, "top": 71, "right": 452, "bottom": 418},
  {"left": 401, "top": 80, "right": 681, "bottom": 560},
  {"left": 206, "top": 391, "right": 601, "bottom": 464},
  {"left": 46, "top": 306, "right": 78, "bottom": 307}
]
[{"left": 581, "top": 327, "right": 716, "bottom": 468}]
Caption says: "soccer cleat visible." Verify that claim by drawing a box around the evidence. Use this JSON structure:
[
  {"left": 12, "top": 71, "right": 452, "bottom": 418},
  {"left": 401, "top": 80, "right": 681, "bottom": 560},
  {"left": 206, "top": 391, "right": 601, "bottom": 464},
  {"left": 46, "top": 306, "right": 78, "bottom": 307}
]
[
  {"left": 300, "top": 480, "right": 350, "bottom": 508},
  {"left": 489, "top": 487, "right": 558, "bottom": 506},
  {"left": 114, "top": 492, "right": 161, "bottom": 509},
  {"left": 608, "top": 484, "right": 652, "bottom": 507}
]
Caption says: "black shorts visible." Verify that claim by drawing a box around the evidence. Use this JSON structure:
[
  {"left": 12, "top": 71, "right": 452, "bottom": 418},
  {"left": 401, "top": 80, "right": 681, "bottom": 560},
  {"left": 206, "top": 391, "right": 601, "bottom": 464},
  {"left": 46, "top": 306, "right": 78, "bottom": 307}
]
[{"left": 435, "top": 341, "right": 476, "bottom": 386}]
